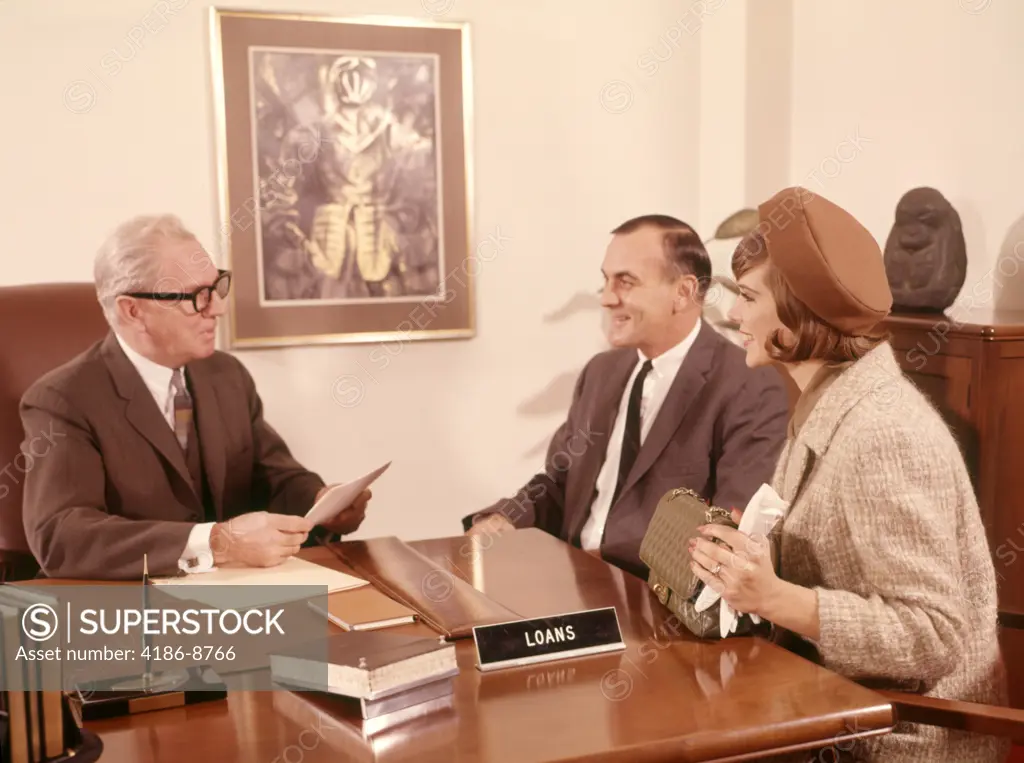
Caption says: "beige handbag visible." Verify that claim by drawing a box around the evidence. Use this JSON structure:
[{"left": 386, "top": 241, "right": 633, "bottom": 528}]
[{"left": 639, "top": 487, "right": 772, "bottom": 639}]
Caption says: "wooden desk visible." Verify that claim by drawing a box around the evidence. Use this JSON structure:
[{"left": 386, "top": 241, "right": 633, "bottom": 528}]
[{"left": 55, "top": 529, "right": 892, "bottom": 762}]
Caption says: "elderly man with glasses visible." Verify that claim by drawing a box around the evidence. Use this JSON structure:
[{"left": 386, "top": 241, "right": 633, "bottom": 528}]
[{"left": 18, "top": 214, "right": 371, "bottom": 580}]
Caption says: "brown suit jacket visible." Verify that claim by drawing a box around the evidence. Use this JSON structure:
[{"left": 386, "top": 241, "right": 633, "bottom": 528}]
[
  {"left": 464, "top": 320, "right": 790, "bottom": 580},
  {"left": 19, "top": 332, "right": 324, "bottom": 580}
]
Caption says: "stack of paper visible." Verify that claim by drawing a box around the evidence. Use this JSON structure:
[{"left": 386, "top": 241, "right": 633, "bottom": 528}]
[{"left": 154, "top": 556, "right": 368, "bottom": 609}]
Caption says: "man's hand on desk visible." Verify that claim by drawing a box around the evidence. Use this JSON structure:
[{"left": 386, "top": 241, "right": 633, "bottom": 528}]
[
  {"left": 466, "top": 513, "right": 515, "bottom": 537},
  {"left": 210, "top": 511, "right": 312, "bottom": 567},
  {"left": 314, "top": 487, "right": 371, "bottom": 536}
]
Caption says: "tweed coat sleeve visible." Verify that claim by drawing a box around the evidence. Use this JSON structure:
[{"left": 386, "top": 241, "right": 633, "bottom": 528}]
[{"left": 810, "top": 418, "right": 969, "bottom": 685}]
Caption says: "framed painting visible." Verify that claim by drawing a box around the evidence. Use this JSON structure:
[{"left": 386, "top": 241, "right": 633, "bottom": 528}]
[{"left": 209, "top": 9, "right": 475, "bottom": 348}]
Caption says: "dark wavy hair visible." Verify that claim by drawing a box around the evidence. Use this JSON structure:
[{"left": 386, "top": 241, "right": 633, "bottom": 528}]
[{"left": 612, "top": 214, "right": 712, "bottom": 300}]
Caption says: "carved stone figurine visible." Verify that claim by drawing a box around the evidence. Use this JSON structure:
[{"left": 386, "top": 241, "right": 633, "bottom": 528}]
[{"left": 883, "top": 187, "right": 967, "bottom": 312}]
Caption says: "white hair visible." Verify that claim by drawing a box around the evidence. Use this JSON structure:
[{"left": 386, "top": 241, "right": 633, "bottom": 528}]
[{"left": 94, "top": 214, "right": 197, "bottom": 326}]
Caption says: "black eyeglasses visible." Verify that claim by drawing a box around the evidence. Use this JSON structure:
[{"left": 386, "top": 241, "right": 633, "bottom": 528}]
[{"left": 125, "top": 270, "right": 232, "bottom": 313}]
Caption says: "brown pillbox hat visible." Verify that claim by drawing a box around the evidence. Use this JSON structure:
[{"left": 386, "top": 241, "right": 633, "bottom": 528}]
[{"left": 757, "top": 187, "right": 892, "bottom": 335}]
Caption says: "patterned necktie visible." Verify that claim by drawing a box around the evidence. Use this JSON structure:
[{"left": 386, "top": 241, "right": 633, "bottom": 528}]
[{"left": 170, "top": 369, "right": 192, "bottom": 450}]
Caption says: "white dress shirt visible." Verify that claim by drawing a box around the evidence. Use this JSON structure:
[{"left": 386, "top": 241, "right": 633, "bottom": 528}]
[
  {"left": 579, "top": 320, "right": 703, "bottom": 551},
  {"left": 115, "top": 334, "right": 215, "bottom": 574}
]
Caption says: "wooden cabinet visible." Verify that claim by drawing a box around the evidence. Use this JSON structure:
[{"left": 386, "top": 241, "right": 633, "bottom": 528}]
[{"left": 884, "top": 308, "right": 1024, "bottom": 708}]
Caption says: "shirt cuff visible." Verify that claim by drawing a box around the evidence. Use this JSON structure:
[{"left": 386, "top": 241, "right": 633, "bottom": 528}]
[{"left": 178, "top": 522, "right": 216, "bottom": 574}]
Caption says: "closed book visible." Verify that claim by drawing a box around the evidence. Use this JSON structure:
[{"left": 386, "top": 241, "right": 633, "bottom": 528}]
[
  {"left": 273, "top": 687, "right": 458, "bottom": 756},
  {"left": 309, "top": 588, "right": 416, "bottom": 631},
  {"left": 270, "top": 631, "right": 457, "bottom": 701}
]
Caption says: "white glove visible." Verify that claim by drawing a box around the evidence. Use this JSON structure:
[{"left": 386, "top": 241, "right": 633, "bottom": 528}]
[{"left": 693, "top": 483, "right": 788, "bottom": 636}]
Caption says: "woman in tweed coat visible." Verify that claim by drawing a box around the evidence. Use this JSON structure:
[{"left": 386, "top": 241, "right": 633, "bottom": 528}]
[{"left": 688, "top": 187, "right": 1009, "bottom": 763}]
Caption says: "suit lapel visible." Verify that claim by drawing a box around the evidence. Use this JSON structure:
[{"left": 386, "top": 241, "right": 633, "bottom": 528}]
[
  {"left": 566, "top": 352, "right": 636, "bottom": 541},
  {"left": 186, "top": 360, "right": 226, "bottom": 520},
  {"left": 615, "top": 321, "right": 716, "bottom": 501},
  {"left": 100, "top": 333, "right": 194, "bottom": 497}
]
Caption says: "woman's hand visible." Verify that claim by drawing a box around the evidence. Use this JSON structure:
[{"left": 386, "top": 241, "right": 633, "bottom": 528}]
[{"left": 688, "top": 523, "right": 780, "bottom": 619}]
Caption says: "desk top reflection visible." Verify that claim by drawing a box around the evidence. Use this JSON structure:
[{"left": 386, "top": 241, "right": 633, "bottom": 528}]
[{"left": 75, "top": 528, "right": 891, "bottom": 762}]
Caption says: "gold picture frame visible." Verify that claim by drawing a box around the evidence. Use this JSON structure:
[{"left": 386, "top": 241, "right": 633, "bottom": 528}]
[{"left": 208, "top": 8, "right": 475, "bottom": 348}]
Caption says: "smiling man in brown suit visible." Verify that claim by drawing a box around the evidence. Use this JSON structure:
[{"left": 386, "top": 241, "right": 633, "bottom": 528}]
[
  {"left": 463, "top": 215, "right": 790, "bottom": 580},
  {"left": 20, "top": 214, "right": 370, "bottom": 580}
]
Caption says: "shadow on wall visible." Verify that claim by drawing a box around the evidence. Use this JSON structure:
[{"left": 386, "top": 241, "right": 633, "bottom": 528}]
[
  {"left": 944, "top": 194, "right": 991, "bottom": 314},
  {"left": 516, "top": 292, "right": 604, "bottom": 459},
  {"left": 995, "top": 211, "right": 1024, "bottom": 311}
]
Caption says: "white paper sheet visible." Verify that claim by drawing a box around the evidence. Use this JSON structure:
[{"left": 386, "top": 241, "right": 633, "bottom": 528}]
[
  {"left": 153, "top": 556, "right": 368, "bottom": 609},
  {"left": 305, "top": 461, "right": 392, "bottom": 526},
  {"left": 693, "top": 483, "right": 789, "bottom": 637}
]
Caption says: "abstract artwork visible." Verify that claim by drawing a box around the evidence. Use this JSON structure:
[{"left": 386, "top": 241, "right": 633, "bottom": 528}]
[{"left": 211, "top": 10, "right": 474, "bottom": 347}]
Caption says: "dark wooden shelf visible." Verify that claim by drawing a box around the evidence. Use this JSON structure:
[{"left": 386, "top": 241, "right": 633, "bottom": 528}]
[{"left": 883, "top": 311, "right": 1024, "bottom": 711}]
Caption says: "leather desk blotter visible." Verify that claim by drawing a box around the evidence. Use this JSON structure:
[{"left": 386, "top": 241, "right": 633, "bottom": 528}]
[{"left": 325, "top": 536, "right": 522, "bottom": 639}]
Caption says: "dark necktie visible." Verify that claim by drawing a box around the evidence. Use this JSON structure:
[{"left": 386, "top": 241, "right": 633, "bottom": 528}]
[{"left": 611, "top": 359, "right": 653, "bottom": 505}]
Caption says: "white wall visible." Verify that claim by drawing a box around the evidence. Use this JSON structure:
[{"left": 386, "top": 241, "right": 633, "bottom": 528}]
[
  {"left": 789, "top": 0, "right": 1024, "bottom": 310},
  {"left": 3, "top": 0, "right": 1019, "bottom": 543},
  {"left": 0, "top": 0, "right": 702, "bottom": 541}
]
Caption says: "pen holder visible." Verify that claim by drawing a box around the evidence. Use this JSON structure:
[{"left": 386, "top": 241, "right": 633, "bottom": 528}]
[{"left": 64, "top": 664, "right": 228, "bottom": 722}]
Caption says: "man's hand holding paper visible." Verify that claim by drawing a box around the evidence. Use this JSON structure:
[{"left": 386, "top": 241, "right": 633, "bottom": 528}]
[
  {"left": 306, "top": 461, "right": 391, "bottom": 537},
  {"left": 210, "top": 511, "right": 313, "bottom": 568},
  {"left": 315, "top": 487, "right": 372, "bottom": 535}
]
